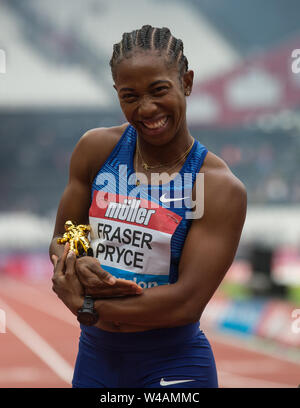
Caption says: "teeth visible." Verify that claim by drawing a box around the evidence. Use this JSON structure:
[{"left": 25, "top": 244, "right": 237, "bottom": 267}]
[{"left": 143, "top": 117, "right": 168, "bottom": 129}]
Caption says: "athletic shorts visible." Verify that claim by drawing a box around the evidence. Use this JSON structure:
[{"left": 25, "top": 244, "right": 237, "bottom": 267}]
[{"left": 72, "top": 322, "right": 218, "bottom": 388}]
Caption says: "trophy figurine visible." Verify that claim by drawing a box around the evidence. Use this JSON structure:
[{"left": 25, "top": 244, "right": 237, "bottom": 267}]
[{"left": 57, "top": 220, "right": 93, "bottom": 257}]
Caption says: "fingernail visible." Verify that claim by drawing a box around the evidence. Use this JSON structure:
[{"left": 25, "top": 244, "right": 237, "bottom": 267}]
[
  {"left": 67, "top": 250, "right": 75, "bottom": 258},
  {"left": 107, "top": 276, "right": 116, "bottom": 285}
]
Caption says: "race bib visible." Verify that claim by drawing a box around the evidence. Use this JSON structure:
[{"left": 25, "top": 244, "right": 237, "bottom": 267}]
[{"left": 89, "top": 191, "right": 182, "bottom": 288}]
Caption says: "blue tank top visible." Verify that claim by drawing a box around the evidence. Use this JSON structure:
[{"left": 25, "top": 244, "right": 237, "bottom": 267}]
[{"left": 88, "top": 124, "right": 208, "bottom": 286}]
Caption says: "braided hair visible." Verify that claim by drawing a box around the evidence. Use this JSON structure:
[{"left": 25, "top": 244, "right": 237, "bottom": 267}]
[{"left": 110, "top": 25, "right": 189, "bottom": 81}]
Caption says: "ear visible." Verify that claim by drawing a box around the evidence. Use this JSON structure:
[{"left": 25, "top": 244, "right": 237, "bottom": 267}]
[{"left": 182, "top": 70, "right": 194, "bottom": 96}]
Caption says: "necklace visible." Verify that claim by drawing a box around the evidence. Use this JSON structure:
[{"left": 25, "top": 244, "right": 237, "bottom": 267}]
[
  {"left": 135, "top": 138, "right": 195, "bottom": 186},
  {"left": 137, "top": 138, "right": 195, "bottom": 170}
]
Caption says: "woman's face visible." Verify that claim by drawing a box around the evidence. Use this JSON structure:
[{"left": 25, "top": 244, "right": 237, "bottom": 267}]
[{"left": 113, "top": 51, "right": 193, "bottom": 146}]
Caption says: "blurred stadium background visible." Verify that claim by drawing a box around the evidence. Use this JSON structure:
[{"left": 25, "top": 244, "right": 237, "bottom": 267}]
[{"left": 0, "top": 0, "right": 300, "bottom": 387}]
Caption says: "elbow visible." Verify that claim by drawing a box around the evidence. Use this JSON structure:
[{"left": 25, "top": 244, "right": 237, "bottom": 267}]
[
  {"left": 172, "top": 297, "right": 202, "bottom": 327},
  {"left": 166, "top": 284, "right": 203, "bottom": 327}
]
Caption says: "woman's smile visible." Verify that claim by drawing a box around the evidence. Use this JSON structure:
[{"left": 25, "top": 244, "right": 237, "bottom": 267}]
[{"left": 139, "top": 115, "right": 169, "bottom": 135}]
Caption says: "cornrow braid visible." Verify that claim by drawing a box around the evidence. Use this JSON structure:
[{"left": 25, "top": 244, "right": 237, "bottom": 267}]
[
  {"left": 110, "top": 25, "right": 189, "bottom": 80},
  {"left": 122, "top": 32, "right": 134, "bottom": 53}
]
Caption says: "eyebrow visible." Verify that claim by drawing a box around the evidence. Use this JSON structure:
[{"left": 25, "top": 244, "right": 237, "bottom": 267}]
[
  {"left": 149, "top": 80, "right": 171, "bottom": 87},
  {"left": 119, "top": 80, "right": 171, "bottom": 93}
]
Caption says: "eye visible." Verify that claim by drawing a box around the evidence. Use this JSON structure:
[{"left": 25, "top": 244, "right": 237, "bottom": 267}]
[
  {"left": 121, "top": 93, "right": 138, "bottom": 103},
  {"left": 152, "top": 86, "right": 169, "bottom": 97},
  {"left": 153, "top": 86, "right": 168, "bottom": 94}
]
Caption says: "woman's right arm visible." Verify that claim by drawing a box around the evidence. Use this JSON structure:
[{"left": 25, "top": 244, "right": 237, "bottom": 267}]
[
  {"left": 49, "top": 126, "right": 142, "bottom": 298},
  {"left": 49, "top": 129, "right": 96, "bottom": 261}
]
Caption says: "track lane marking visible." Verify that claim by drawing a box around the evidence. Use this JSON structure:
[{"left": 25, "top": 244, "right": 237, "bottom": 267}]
[
  {"left": 0, "top": 296, "right": 74, "bottom": 385},
  {"left": 206, "top": 327, "right": 300, "bottom": 365},
  {"left": 0, "top": 277, "right": 78, "bottom": 326},
  {"left": 0, "top": 367, "right": 52, "bottom": 383},
  {"left": 218, "top": 370, "right": 295, "bottom": 388}
]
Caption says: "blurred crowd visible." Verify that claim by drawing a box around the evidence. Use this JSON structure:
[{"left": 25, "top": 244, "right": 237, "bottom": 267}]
[{"left": 1, "top": 110, "right": 299, "bottom": 216}]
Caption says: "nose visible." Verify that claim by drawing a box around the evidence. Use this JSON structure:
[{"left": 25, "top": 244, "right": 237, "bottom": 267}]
[{"left": 137, "top": 96, "right": 158, "bottom": 119}]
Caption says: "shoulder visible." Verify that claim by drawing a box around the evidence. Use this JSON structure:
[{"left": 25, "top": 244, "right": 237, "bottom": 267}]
[
  {"left": 71, "top": 122, "right": 130, "bottom": 183},
  {"left": 79, "top": 122, "right": 129, "bottom": 155},
  {"left": 195, "top": 150, "right": 247, "bottom": 226},
  {"left": 202, "top": 151, "right": 247, "bottom": 196}
]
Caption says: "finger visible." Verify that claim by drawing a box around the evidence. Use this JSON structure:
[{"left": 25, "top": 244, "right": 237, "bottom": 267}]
[
  {"left": 51, "top": 255, "right": 58, "bottom": 268},
  {"left": 61, "top": 242, "right": 70, "bottom": 263},
  {"left": 114, "top": 280, "right": 143, "bottom": 293},
  {"left": 91, "top": 263, "right": 116, "bottom": 285},
  {"left": 56, "top": 242, "right": 70, "bottom": 266},
  {"left": 78, "top": 270, "right": 101, "bottom": 288},
  {"left": 115, "top": 278, "right": 141, "bottom": 290},
  {"left": 65, "top": 250, "right": 76, "bottom": 277},
  {"left": 53, "top": 243, "right": 70, "bottom": 277}
]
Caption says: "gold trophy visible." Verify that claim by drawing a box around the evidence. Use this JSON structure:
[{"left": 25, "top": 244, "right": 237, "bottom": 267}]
[{"left": 57, "top": 220, "right": 92, "bottom": 257}]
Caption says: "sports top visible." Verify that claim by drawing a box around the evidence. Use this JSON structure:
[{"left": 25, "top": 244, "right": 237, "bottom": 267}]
[
  {"left": 88, "top": 124, "right": 208, "bottom": 287},
  {"left": 81, "top": 124, "right": 208, "bottom": 343}
]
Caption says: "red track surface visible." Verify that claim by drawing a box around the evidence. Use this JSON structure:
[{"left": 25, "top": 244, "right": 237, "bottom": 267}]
[{"left": 0, "top": 276, "right": 299, "bottom": 388}]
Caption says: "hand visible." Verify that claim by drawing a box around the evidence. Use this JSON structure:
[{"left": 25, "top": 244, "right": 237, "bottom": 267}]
[
  {"left": 51, "top": 243, "right": 84, "bottom": 315},
  {"left": 75, "top": 256, "right": 143, "bottom": 297}
]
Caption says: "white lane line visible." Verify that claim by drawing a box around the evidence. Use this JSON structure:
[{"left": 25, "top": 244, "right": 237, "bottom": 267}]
[
  {"left": 0, "top": 277, "right": 78, "bottom": 327},
  {"left": 0, "top": 367, "right": 51, "bottom": 383},
  {"left": 0, "top": 297, "right": 74, "bottom": 385},
  {"left": 218, "top": 370, "right": 295, "bottom": 388},
  {"left": 205, "top": 328, "right": 300, "bottom": 365}
]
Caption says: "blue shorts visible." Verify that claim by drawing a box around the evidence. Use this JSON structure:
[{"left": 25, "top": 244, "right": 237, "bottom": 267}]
[{"left": 72, "top": 322, "right": 218, "bottom": 388}]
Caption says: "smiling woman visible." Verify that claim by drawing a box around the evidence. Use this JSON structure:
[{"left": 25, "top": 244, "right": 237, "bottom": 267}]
[
  {"left": 113, "top": 52, "right": 192, "bottom": 151},
  {"left": 111, "top": 28, "right": 193, "bottom": 156},
  {"left": 49, "top": 24, "right": 247, "bottom": 388}
]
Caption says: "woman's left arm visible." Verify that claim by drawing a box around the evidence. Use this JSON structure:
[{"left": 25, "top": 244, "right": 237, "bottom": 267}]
[{"left": 93, "top": 168, "right": 247, "bottom": 329}]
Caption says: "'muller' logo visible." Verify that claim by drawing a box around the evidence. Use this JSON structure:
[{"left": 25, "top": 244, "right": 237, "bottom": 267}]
[
  {"left": 104, "top": 199, "right": 156, "bottom": 226},
  {"left": 0, "top": 50, "right": 6, "bottom": 74}
]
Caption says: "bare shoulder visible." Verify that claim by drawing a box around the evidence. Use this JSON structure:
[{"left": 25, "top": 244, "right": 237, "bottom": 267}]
[
  {"left": 81, "top": 122, "right": 129, "bottom": 145},
  {"left": 202, "top": 151, "right": 246, "bottom": 192},
  {"left": 80, "top": 122, "right": 129, "bottom": 158},
  {"left": 72, "top": 122, "right": 129, "bottom": 183},
  {"left": 198, "top": 150, "right": 247, "bottom": 224}
]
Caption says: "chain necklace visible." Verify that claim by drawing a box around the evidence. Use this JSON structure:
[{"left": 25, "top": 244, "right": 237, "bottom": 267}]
[
  {"left": 135, "top": 138, "right": 195, "bottom": 186},
  {"left": 137, "top": 138, "right": 195, "bottom": 170}
]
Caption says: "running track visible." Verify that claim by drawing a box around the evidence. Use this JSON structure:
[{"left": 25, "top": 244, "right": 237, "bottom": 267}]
[{"left": 0, "top": 276, "right": 299, "bottom": 388}]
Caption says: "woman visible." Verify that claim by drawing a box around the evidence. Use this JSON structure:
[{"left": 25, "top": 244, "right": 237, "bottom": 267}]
[{"left": 50, "top": 25, "right": 247, "bottom": 388}]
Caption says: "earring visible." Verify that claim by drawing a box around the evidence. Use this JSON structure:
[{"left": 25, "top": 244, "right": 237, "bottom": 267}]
[{"left": 185, "top": 89, "right": 190, "bottom": 96}]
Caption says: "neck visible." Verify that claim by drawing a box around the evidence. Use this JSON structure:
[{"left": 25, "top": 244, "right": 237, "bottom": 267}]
[{"left": 137, "top": 124, "right": 193, "bottom": 166}]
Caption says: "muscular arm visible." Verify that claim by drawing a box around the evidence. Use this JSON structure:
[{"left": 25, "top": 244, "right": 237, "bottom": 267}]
[
  {"left": 49, "top": 130, "right": 94, "bottom": 263},
  {"left": 94, "top": 166, "right": 247, "bottom": 330},
  {"left": 49, "top": 125, "right": 130, "bottom": 260},
  {"left": 50, "top": 124, "right": 142, "bottom": 301}
]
